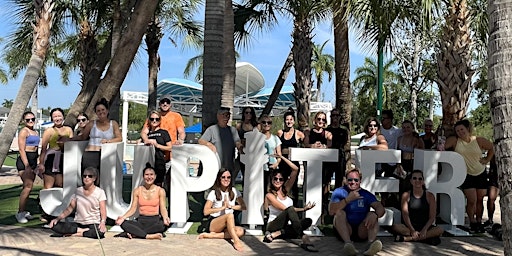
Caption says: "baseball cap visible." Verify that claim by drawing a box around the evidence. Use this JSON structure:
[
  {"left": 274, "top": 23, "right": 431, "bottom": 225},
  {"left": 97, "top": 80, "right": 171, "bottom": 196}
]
[{"left": 159, "top": 94, "right": 172, "bottom": 103}]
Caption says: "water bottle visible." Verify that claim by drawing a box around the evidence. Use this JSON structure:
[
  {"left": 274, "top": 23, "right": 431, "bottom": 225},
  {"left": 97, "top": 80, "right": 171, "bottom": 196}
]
[{"left": 188, "top": 166, "right": 195, "bottom": 176}]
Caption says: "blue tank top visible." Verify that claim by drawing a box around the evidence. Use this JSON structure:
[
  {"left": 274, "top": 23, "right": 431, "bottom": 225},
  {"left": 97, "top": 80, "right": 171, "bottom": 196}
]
[{"left": 26, "top": 135, "right": 40, "bottom": 146}]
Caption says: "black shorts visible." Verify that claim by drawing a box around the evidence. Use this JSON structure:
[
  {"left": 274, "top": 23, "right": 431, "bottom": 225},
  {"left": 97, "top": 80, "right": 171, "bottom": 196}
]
[
  {"left": 16, "top": 152, "right": 39, "bottom": 171},
  {"left": 81, "top": 151, "right": 101, "bottom": 173},
  {"left": 43, "top": 153, "right": 64, "bottom": 175},
  {"left": 204, "top": 216, "right": 216, "bottom": 233},
  {"left": 488, "top": 167, "right": 498, "bottom": 188},
  {"left": 460, "top": 171, "right": 488, "bottom": 190}
]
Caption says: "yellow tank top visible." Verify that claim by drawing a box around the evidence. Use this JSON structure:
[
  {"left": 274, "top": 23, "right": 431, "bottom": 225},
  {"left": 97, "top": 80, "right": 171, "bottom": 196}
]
[
  {"left": 48, "top": 128, "right": 70, "bottom": 149},
  {"left": 455, "top": 136, "right": 485, "bottom": 176}
]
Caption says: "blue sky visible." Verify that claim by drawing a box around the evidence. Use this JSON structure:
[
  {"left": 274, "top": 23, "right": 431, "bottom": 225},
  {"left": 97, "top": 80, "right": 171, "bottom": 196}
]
[{"left": 0, "top": 6, "right": 369, "bottom": 110}]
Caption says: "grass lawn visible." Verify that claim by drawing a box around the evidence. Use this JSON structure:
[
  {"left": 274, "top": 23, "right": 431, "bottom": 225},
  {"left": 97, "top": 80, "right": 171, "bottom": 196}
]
[{"left": 4, "top": 156, "right": 16, "bottom": 167}]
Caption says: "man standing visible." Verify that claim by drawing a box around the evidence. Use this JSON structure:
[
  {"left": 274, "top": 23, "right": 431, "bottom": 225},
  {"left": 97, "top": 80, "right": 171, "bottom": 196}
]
[
  {"left": 325, "top": 109, "right": 349, "bottom": 188},
  {"left": 329, "top": 169, "right": 385, "bottom": 256},
  {"left": 379, "top": 110, "right": 402, "bottom": 177},
  {"left": 141, "top": 95, "right": 186, "bottom": 192},
  {"left": 198, "top": 107, "right": 243, "bottom": 180}
]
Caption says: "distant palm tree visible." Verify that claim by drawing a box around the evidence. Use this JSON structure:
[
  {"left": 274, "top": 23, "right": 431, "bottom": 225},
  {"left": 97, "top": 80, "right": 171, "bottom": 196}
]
[
  {"left": 2, "top": 99, "right": 14, "bottom": 109},
  {"left": 311, "top": 40, "right": 335, "bottom": 101}
]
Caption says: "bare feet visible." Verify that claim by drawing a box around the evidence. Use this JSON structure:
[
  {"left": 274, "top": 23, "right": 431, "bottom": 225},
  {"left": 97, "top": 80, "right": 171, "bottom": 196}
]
[
  {"left": 198, "top": 233, "right": 207, "bottom": 239},
  {"left": 233, "top": 241, "right": 244, "bottom": 252},
  {"left": 146, "top": 233, "right": 163, "bottom": 240}
]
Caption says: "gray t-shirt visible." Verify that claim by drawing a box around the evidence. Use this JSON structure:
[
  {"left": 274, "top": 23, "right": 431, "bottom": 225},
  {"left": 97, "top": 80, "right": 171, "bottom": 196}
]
[{"left": 200, "top": 124, "right": 240, "bottom": 172}]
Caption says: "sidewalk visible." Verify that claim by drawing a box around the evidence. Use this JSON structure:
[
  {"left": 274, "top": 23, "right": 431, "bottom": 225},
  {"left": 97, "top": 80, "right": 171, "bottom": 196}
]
[{"left": 0, "top": 165, "right": 504, "bottom": 256}]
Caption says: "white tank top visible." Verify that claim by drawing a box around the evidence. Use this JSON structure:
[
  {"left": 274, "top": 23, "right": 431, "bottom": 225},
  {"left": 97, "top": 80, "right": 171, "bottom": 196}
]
[
  {"left": 359, "top": 135, "right": 378, "bottom": 147},
  {"left": 268, "top": 195, "right": 294, "bottom": 222},
  {"left": 88, "top": 120, "right": 114, "bottom": 146}
]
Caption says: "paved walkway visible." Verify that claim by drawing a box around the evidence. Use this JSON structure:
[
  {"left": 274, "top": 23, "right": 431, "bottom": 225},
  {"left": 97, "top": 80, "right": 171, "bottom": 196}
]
[{"left": 0, "top": 165, "right": 505, "bottom": 256}]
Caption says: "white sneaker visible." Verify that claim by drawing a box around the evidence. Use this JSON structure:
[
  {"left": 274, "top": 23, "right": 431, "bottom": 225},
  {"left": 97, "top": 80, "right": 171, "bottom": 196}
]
[
  {"left": 24, "top": 211, "right": 35, "bottom": 220},
  {"left": 15, "top": 212, "right": 28, "bottom": 224},
  {"left": 342, "top": 243, "right": 358, "bottom": 256},
  {"left": 363, "top": 240, "right": 383, "bottom": 256}
]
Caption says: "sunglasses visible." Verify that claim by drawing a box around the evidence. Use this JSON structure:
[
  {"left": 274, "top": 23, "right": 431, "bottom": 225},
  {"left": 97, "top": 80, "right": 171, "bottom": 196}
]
[
  {"left": 221, "top": 176, "right": 231, "bottom": 180},
  {"left": 412, "top": 177, "right": 424, "bottom": 181},
  {"left": 159, "top": 99, "right": 171, "bottom": 105},
  {"left": 82, "top": 174, "right": 95, "bottom": 178},
  {"left": 77, "top": 118, "right": 87, "bottom": 122},
  {"left": 149, "top": 117, "right": 160, "bottom": 122},
  {"left": 273, "top": 177, "right": 284, "bottom": 182},
  {"left": 316, "top": 118, "right": 326, "bottom": 122},
  {"left": 347, "top": 178, "right": 360, "bottom": 182},
  {"left": 261, "top": 121, "right": 272, "bottom": 125},
  {"left": 25, "top": 118, "right": 36, "bottom": 122}
]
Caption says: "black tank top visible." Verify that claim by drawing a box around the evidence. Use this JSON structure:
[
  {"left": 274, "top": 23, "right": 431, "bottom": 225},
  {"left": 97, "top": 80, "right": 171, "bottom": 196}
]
[
  {"left": 280, "top": 129, "right": 299, "bottom": 151},
  {"left": 309, "top": 129, "right": 327, "bottom": 145},
  {"left": 407, "top": 190, "right": 430, "bottom": 230}
]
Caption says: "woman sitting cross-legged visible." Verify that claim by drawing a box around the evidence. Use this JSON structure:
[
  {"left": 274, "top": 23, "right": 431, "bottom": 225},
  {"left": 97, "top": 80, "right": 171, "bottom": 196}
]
[
  {"left": 264, "top": 156, "right": 318, "bottom": 253},
  {"left": 49, "top": 167, "right": 106, "bottom": 238},
  {"left": 390, "top": 170, "right": 444, "bottom": 245},
  {"left": 198, "top": 168, "right": 247, "bottom": 252},
  {"left": 115, "top": 163, "right": 170, "bottom": 240}
]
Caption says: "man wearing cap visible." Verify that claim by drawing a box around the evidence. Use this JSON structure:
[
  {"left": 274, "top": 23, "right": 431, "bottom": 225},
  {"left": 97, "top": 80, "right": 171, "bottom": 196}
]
[
  {"left": 141, "top": 94, "right": 186, "bottom": 147},
  {"left": 198, "top": 107, "right": 243, "bottom": 180},
  {"left": 141, "top": 95, "right": 186, "bottom": 186}
]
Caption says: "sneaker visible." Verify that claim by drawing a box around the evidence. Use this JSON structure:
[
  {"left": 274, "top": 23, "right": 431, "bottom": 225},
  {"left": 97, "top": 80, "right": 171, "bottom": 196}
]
[
  {"left": 363, "top": 240, "right": 383, "bottom": 256},
  {"left": 24, "top": 211, "right": 35, "bottom": 220},
  {"left": 342, "top": 243, "right": 358, "bottom": 256},
  {"left": 15, "top": 212, "right": 28, "bottom": 224}
]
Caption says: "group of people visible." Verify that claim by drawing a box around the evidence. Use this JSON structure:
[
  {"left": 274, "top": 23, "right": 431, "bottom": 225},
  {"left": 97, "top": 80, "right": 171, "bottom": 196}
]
[{"left": 14, "top": 95, "right": 498, "bottom": 253}]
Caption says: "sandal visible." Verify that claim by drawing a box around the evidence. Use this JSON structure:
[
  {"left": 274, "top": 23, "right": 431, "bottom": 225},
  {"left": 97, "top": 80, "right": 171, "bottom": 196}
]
[
  {"left": 263, "top": 231, "right": 273, "bottom": 243},
  {"left": 300, "top": 243, "right": 319, "bottom": 252}
]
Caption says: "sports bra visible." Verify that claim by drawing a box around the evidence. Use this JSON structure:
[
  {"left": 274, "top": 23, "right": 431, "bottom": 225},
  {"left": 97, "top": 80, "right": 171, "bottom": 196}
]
[
  {"left": 26, "top": 135, "right": 40, "bottom": 147},
  {"left": 308, "top": 129, "right": 327, "bottom": 145},
  {"left": 89, "top": 120, "right": 114, "bottom": 146}
]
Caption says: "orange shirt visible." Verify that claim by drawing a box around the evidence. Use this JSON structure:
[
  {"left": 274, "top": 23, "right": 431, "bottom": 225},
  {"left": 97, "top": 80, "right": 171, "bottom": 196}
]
[{"left": 138, "top": 193, "right": 160, "bottom": 216}]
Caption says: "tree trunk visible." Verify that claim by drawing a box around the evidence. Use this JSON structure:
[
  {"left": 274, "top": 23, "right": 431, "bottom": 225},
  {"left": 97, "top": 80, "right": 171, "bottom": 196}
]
[
  {"left": 260, "top": 50, "right": 293, "bottom": 118},
  {"left": 436, "top": 0, "right": 474, "bottom": 136},
  {"left": 488, "top": 0, "right": 512, "bottom": 252},
  {"left": 202, "top": 0, "right": 225, "bottom": 130},
  {"left": 222, "top": 0, "right": 235, "bottom": 120},
  {"left": 292, "top": 19, "right": 313, "bottom": 130},
  {"left": 108, "top": 0, "right": 123, "bottom": 122},
  {"left": 31, "top": 87, "right": 38, "bottom": 118},
  {"left": 84, "top": 0, "right": 160, "bottom": 116},
  {"left": 0, "top": 0, "right": 54, "bottom": 167},
  {"left": 333, "top": 1, "right": 351, "bottom": 170},
  {"left": 146, "top": 16, "right": 162, "bottom": 112}
]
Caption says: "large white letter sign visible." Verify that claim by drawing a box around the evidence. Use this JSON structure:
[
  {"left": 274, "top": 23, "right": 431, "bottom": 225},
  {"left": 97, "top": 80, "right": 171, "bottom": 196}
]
[
  {"left": 413, "top": 149, "right": 466, "bottom": 225},
  {"left": 170, "top": 144, "right": 219, "bottom": 227},
  {"left": 100, "top": 142, "right": 130, "bottom": 218},
  {"left": 239, "top": 131, "right": 268, "bottom": 228},
  {"left": 40, "top": 141, "right": 88, "bottom": 216},
  {"left": 355, "top": 149, "right": 401, "bottom": 193},
  {"left": 289, "top": 148, "right": 338, "bottom": 225}
]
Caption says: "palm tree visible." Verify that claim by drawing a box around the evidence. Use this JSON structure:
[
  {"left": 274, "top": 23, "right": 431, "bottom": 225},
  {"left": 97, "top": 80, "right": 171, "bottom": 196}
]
[
  {"left": 488, "top": 0, "right": 512, "bottom": 252},
  {"left": 311, "top": 40, "right": 335, "bottom": 101},
  {"left": 2, "top": 99, "right": 14, "bottom": 109},
  {"left": 202, "top": 0, "right": 225, "bottom": 128},
  {"left": 0, "top": 0, "right": 55, "bottom": 167}
]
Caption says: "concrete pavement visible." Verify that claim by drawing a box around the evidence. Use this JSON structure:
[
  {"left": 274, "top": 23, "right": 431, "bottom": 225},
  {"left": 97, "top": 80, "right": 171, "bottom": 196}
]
[{"left": 0, "top": 165, "right": 505, "bottom": 256}]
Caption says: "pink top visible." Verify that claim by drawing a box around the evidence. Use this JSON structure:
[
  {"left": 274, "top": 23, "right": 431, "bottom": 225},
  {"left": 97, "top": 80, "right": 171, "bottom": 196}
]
[{"left": 72, "top": 186, "right": 106, "bottom": 225}]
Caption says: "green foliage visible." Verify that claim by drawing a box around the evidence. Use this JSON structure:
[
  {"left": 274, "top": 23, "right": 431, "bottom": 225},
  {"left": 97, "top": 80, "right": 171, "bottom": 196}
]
[
  {"left": 120, "top": 102, "right": 148, "bottom": 140},
  {"left": 468, "top": 102, "right": 493, "bottom": 140}
]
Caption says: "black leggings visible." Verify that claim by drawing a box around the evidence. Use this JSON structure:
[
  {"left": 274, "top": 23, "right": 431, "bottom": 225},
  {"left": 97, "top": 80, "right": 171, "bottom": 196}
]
[
  {"left": 266, "top": 206, "right": 312, "bottom": 239},
  {"left": 52, "top": 221, "right": 104, "bottom": 239},
  {"left": 120, "top": 215, "right": 166, "bottom": 238}
]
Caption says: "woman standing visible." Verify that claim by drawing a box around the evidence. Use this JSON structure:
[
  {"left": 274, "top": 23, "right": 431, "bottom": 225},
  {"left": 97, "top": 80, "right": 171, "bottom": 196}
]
[
  {"left": 74, "top": 98, "right": 122, "bottom": 178},
  {"left": 141, "top": 111, "right": 172, "bottom": 187},
  {"left": 116, "top": 163, "right": 169, "bottom": 239},
  {"left": 38, "top": 108, "right": 73, "bottom": 189},
  {"left": 444, "top": 120, "right": 494, "bottom": 233},
  {"left": 390, "top": 170, "right": 444, "bottom": 245},
  {"left": 358, "top": 117, "right": 388, "bottom": 150},
  {"left": 260, "top": 114, "right": 282, "bottom": 192},
  {"left": 397, "top": 120, "right": 424, "bottom": 174},
  {"left": 276, "top": 108, "right": 304, "bottom": 204},
  {"left": 74, "top": 113, "right": 89, "bottom": 137},
  {"left": 199, "top": 168, "right": 247, "bottom": 252},
  {"left": 304, "top": 111, "right": 332, "bottom": 149},
  {"left": 235, "top": 106, "right": 259, "bottom": 182},
  {"left": 49, "top": 167, "right": 107, "bottom": 238},
  {"left": 264, "top": 168, "right": 318, "bottom": 252},
  {"left": 15, "top": 111, "right": 40, "bottom": 223}
]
